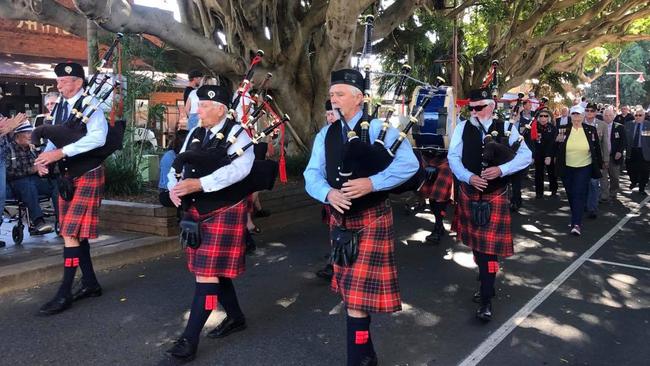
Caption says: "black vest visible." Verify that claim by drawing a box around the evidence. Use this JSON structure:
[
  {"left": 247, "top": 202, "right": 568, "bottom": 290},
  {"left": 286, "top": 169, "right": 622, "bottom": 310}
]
[
  {"left": 325, "top": 120, "right": 388, "bottom": 213},
  {"left": 183, "top": 121, "right": 253, "bottom": 214},
  {"left": 461, "top": 119, "right": 510, "bottom": 193}
]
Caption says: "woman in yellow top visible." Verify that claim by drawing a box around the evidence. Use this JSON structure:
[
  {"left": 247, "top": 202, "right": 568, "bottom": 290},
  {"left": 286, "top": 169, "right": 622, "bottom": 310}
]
[{"left": 555, "top": 105, "right": 603, "bottom": 235}]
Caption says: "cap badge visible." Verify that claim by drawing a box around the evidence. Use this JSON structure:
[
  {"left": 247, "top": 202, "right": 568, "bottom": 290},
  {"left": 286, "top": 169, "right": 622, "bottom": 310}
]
[
  {"left": 207, "top": 90, "right": 216, "bottom": 99},
  {"left": 64, "top": 66, "right": 72, "bottom": 74}
]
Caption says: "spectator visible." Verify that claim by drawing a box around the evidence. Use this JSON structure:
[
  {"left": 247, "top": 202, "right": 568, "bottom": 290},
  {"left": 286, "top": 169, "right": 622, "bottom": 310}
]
[
  {"left": 556, "top": 106, "right": 570, "bottom": 128},
  {"left": 34, "top": 92, "right": 59, "bottom": 127},
  {"left": 184, "top": 70, "right": 203, "bottom": 105},
  {"left": 3, "top": 122, "right": 54, "bottom": 234},
  {"left": 625, "top": 107, "right": 650, "bottom": 196},
  {"left": 0, "top": 113, "right": 27, "bottom": 247},
  {"left": 184, "top": 74, "right": 204, "bottom": 131},
  {"left": 158, "top": 129, "right": 189, "bottom": 207},
  {"left": 556, "top": 105, "right": 603, "bottom": 236},
  {"left": 597, "top": 107, "right": 626, "bottom": 201}
]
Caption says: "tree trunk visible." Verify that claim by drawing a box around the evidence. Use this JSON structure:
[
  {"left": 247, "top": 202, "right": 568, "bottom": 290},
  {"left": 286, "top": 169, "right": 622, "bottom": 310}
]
[{"left": 87, "top": 20, "right": 99, "bottom": 74}]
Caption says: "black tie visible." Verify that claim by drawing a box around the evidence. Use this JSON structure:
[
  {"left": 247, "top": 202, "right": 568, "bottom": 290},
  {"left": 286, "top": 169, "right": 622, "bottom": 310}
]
[
  {"left": 341, "top": 120, "right": 351, "bottom": 142},
  {"left": 634, "top": 124, "right": 641, "bottom": 147},
  {"left": 202, "top": 130, "right": 213, "bottom": 147},
  {"left": 60, "top": 101, "right": 69, "bottom": 124}
]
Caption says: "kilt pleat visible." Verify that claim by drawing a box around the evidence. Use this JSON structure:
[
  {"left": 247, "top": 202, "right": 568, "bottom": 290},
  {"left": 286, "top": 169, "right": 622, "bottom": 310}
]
[
  {"left": 185, "top": 200, "right": 247, "bottom": 278},
  {"left": 59, "top": 166, "right": 104, "bottom": 239},
  {"left": 454, "top": 183, "right": 514, "bottom": 257},
  {"left": 329, "top": 201, "right": 401, "bottom": 313}
]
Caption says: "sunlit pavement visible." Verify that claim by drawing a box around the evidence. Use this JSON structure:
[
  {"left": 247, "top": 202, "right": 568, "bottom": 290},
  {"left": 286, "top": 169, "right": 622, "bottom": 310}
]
[{"left": 0, "top": 179, "right": 648, "bottom": 366}]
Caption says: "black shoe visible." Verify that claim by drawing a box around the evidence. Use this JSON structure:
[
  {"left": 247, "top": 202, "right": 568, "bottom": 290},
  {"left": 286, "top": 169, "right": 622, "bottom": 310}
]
[
  {"left": 32, "top": 218, "right": 54, "bottom": 234},
  {"left": 316, "top": 264, "right": 334, "bottom": 281},
  {"left": 472, "top": 291, "right": 481, "bottom": 304},
  {"left": 476, "top": 302, "right": 492, "bottom": 322},
  {"left": 360, "top": 354, "right": 378, "bottom": 366},
  {"left": 72, "top": 284, "right": 102, "bottom": 302},
  {"left": 206, "top": 316, "right": 247, "bottom": 338},
  {"left": 165, "top": 337, "right": 197, "bottom": 361},
  {"left": 39, "top": 295, "right": 72, "bottom": 315},
  {"left": 425, "top": 227, "right": 445, "bottom": 245}
]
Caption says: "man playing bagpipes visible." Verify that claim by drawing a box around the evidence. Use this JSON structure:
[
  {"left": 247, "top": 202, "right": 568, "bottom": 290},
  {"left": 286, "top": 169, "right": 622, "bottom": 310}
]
[
  {"left": 164, "top": 85, "right": 254, "bottom": 361},
  {"left": 304, "top": 69, "right": 419, "bottom": 365},
  {"left": 448, "top": 88, "right": 532, "bottom": 322},
  {"left": 34, "top": 62, "right": 108, "bottom": 315}
]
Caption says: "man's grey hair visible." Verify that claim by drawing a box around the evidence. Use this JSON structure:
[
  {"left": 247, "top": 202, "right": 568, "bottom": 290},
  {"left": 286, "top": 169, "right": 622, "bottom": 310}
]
[
  {"left": 44, "top": 91, "right": 59, "bottom": 101},
  {"left": 347, "top": 85, "right": 363, "bottom": 97}
]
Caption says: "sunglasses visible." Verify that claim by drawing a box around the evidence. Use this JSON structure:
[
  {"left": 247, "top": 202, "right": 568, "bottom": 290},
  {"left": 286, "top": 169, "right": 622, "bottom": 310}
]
[
  {"left": 539, "top": 114, "right": 550, "bottom": 118},
  {"left": 585, "top": 109, "right": 596, "bottom": 112},
  {"left": 635, "top": 114, "right": 645, "bottom": 117},
  {"left": 468, "top": 104, "right": 488, "bottom": 112}
]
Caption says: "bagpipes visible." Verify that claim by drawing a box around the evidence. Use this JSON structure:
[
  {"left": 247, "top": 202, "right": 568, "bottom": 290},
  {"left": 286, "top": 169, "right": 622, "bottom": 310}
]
[
  {"left": 172, "top": 50, "right": 289, "bottom": 212},
  {"left": 31, "top": 33, "right": 126, "bottom": 167}
]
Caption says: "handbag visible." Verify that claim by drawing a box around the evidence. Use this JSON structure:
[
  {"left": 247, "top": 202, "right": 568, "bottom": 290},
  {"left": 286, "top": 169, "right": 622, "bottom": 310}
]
[
  {"left": 330, "top": 223, "right": 360, "bottom": 267},
  {"left": 57, "top": 175, "right": 75, "bottom": 202},
  {"left": 179, "top": 216, "right": 201, "bottom": 249}
]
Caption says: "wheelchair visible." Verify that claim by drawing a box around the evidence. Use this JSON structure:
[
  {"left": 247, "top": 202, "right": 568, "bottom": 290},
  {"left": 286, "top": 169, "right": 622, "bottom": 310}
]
[{"left": 4, "top": 193, "right": 59, "bottom": 246}]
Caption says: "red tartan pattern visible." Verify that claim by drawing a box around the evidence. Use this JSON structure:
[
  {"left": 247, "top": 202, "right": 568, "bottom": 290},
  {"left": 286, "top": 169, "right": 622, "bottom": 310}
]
[
  {"left": 185, "top": 200, "right": 247, "bottom": 278},
  {"left": 488, "top": 261, "right": 499, "bottom": 273},
  {"left": 204, "top": 295, "right": 218, "bottom": 310},
  {"left": 355, "top": 331, "right": 369, "bottom": 345},
  {"left": 59, "top": 166, "right": 105, "bottom": 239},
  {"left": 454, "top": 183, "right": 514, "bottom": 257},
  {"left": 64, "top": 257, "right": 79, "bottom": 267},
  {"left": 418, "top": 156, "right": 454, "bottom": 202},
  {"left": 329, "top": 201, "right": 402, "bottom": 313}
]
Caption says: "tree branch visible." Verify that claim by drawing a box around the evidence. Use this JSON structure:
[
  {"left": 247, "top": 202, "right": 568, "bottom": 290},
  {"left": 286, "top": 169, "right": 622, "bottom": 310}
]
[{"left": 0, "top": 0, "right": 88, "bottom": 37}]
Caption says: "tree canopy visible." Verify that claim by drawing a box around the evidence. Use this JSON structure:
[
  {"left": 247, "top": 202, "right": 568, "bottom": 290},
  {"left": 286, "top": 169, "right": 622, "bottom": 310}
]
[{"left": 1, "top": 0, "right": 649, "bottom": 148}]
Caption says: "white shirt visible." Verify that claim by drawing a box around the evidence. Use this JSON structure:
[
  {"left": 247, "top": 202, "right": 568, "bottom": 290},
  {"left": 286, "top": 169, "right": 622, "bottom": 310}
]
[
  {"left": 187, "top": 89, "right": 200, "bottom": 114},
  {"left": 45, "top": 89, "right": 108, "bottom": 157},
  {"left": 167, "top": 117, "right": 254, "bottom": 192}
]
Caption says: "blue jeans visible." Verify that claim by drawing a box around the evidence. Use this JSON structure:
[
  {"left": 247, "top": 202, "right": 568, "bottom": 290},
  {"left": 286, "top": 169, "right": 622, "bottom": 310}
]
[
  {"left": 562, "top": 166, "right": 591, "bottom": 226},
  {"left": 187, "top": 113, "right": 199, "bottom": 131},
  {"left": 6, "top": 175, "right": 59, "bottom": 223},
  {"left": 586, "top": 177, "right": 600, "bottom": 213}
]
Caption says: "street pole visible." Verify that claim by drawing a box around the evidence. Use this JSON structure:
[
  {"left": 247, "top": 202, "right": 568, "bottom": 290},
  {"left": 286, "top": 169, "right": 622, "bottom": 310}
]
[{"left": 616, "top": 58, "right": 621, "bottom": 111}]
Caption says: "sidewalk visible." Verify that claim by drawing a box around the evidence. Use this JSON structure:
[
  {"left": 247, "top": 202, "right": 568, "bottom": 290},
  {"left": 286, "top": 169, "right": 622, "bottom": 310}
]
[{"left": 0, "top": 180, "right": 319, "bottom": 295}]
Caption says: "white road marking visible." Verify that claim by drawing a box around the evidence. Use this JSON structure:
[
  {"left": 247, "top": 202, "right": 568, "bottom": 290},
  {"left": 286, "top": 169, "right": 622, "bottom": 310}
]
[
  {"left": 587, "top": 259, "right": 650, "bottom": 272},
  {"left": 458, "top": 195, "right": 650, "bottom": 366}
]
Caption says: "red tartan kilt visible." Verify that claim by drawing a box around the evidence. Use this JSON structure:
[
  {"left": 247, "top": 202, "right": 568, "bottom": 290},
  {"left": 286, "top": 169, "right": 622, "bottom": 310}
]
[
  {"left": 418, "top": 156, "right": 453, "bottom": 202},
  {"left": 185, "top": 200, "right": 247, "bottom": 278},
  {"left": 454, "top": 183, "right": 514, "bottom": 257},
  {"left": 59, "top": 166, "right": 104, "bottom": 239},
  {"left": 329, "top": 201, "right": 401, "bottom": 313}
]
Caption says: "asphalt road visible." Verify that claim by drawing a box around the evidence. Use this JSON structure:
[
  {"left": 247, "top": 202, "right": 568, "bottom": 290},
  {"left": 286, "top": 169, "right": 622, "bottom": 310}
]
[{"left": 0, "top": 182, "right": 648, "bottom": 366}]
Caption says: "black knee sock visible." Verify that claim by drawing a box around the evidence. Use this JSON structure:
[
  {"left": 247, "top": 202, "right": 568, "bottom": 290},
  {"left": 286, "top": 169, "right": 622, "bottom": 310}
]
[
  {"left": 182, "top": 282, "right": 219, "bottom": 345},
  {"left": 217, "top": 277, "right": 244, "bottom": 320},
  {"left": 346, "top": 315, "right": 375, "bottom": 366},
  {"left": 430, "top": 201, "right": 447, "bottom": 232},
  {"left": 78, "top": 239, "right": 99, "bottom": 287},
  {"left": 474, "top": 250, "right": 498, "bottom": 305},
  {"left": 57, "top": 247, "right": 81, "bottom": 297}
]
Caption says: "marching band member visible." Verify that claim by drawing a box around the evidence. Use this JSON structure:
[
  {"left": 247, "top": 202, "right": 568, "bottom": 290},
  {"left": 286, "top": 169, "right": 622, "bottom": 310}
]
[
  {"left": 304, "top": 69, "right": 418, "bottom": 365},
  {"left": 165, "top": 85, "right": 254, "bottom": 361},
  {"left": 448, "top": 88, "right": 532, "bottom": 322}
]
